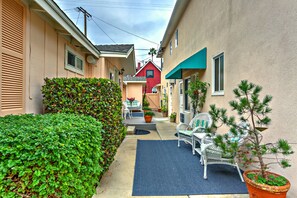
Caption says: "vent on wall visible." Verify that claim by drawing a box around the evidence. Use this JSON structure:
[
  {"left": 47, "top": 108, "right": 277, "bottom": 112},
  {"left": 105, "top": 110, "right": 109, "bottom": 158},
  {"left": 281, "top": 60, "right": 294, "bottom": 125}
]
[{"left": 180, "top": 112, "right": 191, "bottom": 124}]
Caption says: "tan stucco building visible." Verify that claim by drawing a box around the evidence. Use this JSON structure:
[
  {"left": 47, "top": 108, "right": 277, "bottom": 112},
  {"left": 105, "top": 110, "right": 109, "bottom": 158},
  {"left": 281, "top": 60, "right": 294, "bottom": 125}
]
[
  {"left": 158, "top": 0, "right": 297, "bottom": 196},
  {"left": 0, "top": 0, "right": 135, "bottom": 116}
]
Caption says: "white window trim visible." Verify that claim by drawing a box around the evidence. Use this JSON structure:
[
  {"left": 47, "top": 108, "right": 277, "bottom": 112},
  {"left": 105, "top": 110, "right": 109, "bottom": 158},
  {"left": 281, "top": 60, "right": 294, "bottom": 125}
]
[
  {"left": 175, "top": 29, "right": 178, "bottom": 48},
  {"left": 65, "top": 46, "right": 84, "bottom": 75},
  {"left": 212, "top": 52, "right": 224, "bottom": 96}
]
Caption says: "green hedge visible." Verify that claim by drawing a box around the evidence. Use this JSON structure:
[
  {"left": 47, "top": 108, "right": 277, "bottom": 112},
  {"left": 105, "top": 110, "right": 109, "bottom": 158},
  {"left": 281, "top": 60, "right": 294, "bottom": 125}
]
[
  {"left": 0, "top": 113, "right": 103, "bottom": 197},
  {"left": 42, "top": 77, "right": 126, "bottom": 174}
]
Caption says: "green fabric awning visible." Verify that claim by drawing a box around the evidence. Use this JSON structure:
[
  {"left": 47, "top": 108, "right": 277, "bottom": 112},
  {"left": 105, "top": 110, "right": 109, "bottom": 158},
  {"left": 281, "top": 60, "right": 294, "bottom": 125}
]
[{"left": 165, "top": 48, "right": 207, "bottom": 79}]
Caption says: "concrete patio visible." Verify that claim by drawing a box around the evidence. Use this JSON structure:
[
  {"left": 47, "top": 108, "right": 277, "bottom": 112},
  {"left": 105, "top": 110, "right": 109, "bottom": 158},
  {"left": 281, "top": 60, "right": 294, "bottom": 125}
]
[{"left": 93, "top": 112, "right": 249, "bottom": 198}]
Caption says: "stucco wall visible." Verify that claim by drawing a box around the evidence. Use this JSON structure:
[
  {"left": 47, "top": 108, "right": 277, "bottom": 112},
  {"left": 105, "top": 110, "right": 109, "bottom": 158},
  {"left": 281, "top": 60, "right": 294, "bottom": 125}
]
[
  {"left": 161, "top": 0, "right": 297, "bottom": 196},
  {"left": 125, "top": 83, "right": 143, "bottom": 104},
  {"left": 25, "top": 11, "right": 90, "bottom": 114}
]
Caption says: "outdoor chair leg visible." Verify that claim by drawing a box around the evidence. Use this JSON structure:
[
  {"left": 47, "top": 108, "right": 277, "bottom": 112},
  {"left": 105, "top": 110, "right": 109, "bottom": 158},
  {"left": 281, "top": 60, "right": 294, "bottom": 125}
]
[
  {"left": 235, "top": 163, "right": 244, "bottom": 182},
  {"left": 203, "top": 160, "right": 207, "bottom": 179},
  {"left": 192, "top": 137, "right": 195, "bottom": 155}
]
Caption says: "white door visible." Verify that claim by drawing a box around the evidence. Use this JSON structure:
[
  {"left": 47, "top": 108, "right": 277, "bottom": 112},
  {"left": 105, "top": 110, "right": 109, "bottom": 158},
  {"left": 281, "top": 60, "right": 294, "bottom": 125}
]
[
  {"left": 169, "top": 85, "right": 173, "bottom": 115},
  {"left": 179, "top": 81, "right": 183, "bottom": 113}
]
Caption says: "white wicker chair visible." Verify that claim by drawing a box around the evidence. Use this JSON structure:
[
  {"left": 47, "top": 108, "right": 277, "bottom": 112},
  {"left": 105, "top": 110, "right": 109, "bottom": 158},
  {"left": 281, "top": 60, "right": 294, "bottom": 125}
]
[
  {"left": 200, "top": 122, "right": 249, "bottom": 182},
  {"left": 176, "top": 112, "right": 212, "bottom": 153},
  {"left": 122, "top": 102, "right": 131, "bottom": 119}
]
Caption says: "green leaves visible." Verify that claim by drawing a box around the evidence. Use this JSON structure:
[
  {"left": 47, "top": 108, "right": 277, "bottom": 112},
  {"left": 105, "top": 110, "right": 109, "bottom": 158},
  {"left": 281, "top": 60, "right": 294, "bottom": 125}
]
[
  {"left": 0, "top": 114, "right": 103, "bottom": 197},
  {"left": 42, "top": 77, "right": 126, "bottom": 177},
  {"left": 187, "top": 76, "right": 210, "bottom": 115},
  {"left": 208, "top": 80, "right": 293, "bottom": 180}
]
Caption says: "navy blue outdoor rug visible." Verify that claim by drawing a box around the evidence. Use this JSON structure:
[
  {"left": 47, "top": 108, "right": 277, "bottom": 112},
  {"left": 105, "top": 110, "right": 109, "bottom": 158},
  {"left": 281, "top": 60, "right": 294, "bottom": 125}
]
[
  {"left": 134, "top": 129, "right": 150, "bottom": 135},
  {"left": 131, "top": 112, "right": 144, "bottom": 117},
  {"left": 132, "top": 140, "right": 247, "bottom": 196}
]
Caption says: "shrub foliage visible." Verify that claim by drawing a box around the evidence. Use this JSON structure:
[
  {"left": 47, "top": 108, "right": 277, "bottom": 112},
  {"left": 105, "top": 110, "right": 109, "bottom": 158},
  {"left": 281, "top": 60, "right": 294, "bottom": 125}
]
[
  {"left": 42, "top": 77, "right": 126, "bottom": 173},
  {"left": 0, "top": 113, "right": 103, "bottom": 197}
]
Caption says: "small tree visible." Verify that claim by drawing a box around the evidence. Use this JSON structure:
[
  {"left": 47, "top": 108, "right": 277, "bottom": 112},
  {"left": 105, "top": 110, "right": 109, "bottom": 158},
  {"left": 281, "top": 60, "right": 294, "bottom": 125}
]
[
  {"left": 148, "top": 48, "right": 157, "bottom": 61},
  {"left": 187, "top": 77, "right": 210, "bottom": 116},
  {"left": 209, "top": 80, "right": 293, "bottom": 183}
]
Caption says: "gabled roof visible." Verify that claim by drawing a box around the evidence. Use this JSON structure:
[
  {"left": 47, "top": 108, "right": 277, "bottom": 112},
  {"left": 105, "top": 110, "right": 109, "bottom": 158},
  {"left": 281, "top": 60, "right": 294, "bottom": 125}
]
[
  {"left": 123, "top": 76, "right": 146, "bottom": 85},
  {"left": 95, "top": 44, "right": 134, "bottom": 58},
  {"left": 134, "top": 61, "right": 161, "bottom": 77}
]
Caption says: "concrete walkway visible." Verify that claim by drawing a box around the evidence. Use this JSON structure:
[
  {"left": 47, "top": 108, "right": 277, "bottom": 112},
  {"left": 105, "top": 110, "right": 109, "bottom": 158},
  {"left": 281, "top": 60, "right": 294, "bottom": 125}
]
[{"left": 93, "top": 113, "right": 248, "bottom": 198}]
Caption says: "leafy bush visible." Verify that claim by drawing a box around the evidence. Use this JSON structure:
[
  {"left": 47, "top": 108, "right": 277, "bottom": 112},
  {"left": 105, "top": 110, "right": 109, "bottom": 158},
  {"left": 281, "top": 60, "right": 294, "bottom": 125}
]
[
  {"left": 0, "top": 113, "right": 103, "bottom": 197},
  {"left": 42, "top": 78, "right": 126, "bottom": 174},
  {"left": 144, "top": 111, "right": 155, "bottom": 116}
]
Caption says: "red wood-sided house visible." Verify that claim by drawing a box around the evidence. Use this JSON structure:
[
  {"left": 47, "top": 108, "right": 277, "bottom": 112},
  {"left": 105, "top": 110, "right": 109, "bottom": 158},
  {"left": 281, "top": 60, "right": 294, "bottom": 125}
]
[{"left": 134, "top": 61, "right": 161, "bottom": 93}]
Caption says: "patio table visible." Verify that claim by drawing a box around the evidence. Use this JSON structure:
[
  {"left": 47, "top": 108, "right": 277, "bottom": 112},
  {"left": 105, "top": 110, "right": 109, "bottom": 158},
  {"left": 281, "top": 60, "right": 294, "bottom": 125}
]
[{"left": 192, "top": 132, "right": 207, "bottom": 156}]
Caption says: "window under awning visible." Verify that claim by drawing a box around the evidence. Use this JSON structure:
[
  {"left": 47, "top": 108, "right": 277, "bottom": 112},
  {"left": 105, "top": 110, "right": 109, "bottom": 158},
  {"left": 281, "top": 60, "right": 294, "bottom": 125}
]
[{"left": 165, "top": 47, "right": 207, "bottom": 79}]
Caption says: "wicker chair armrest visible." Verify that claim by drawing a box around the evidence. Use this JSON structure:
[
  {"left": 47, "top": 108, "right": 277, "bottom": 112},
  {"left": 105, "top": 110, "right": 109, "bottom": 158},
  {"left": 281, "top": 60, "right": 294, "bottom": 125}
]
[{"left": 176, "top": 123, "right": 190, "bottom": 131}]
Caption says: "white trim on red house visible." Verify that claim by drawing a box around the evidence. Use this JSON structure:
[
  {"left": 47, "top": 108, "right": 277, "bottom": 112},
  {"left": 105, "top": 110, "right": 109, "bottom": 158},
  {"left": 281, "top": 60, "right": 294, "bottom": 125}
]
[{"left": 134, "top": 61, "right": 161, "bottom": 77}]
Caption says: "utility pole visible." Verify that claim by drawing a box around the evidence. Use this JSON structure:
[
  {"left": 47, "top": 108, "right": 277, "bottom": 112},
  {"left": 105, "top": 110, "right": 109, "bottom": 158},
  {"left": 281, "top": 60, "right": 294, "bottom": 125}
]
[{"left": 76, "top": 7, "right": 92, "bottom": 36}]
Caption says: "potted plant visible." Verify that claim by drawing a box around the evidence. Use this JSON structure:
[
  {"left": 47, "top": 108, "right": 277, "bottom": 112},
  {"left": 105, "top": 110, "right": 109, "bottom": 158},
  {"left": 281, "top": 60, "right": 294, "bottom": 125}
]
[
  {"left": 127, "top": 97, "right": 135, "bottom": 106},
  {"left": 170, "top": 112, "right": 177, "bottom": 123},
  {"left": 208, "top": 80, "right": 293, "bottom": 197},
  {"left": 142, "top": 93, "right": 150, "bottom": 108},
  {"left": 143, "top": 106, "right": 152, "bottom": 113},
  {"left": 161, "top": 105, "right": 168, "bottom": 117},
  {"left": 144, "top": 111, "right": 155, "bottom": 123},
  {"left": 187, "top": 76, "right": 209, "bottom": 117}
]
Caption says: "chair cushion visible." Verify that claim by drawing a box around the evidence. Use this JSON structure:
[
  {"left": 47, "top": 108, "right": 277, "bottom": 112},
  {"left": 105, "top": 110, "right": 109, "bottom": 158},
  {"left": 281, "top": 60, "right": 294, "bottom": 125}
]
[
  {"left": 179, "top": 130, "right": 193, "bottom": 136},
  {"left": 194, "top": 119, "right": 209, "bottom": 129}
]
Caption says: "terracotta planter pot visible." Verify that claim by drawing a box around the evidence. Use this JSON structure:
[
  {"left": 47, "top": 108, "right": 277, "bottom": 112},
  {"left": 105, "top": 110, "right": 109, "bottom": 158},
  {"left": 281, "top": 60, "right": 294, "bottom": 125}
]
[
  {"left": 243, "top": 170, "right": 290, "bottom": 198},
  {"left": 170, "top": 117, "right": 176, "bottom": 123},
  {"left": 158, "top": 109, "right": 161, "bottom": 112},
  {"left": 144, "top": 115, "right": 152, "bottom": 123}
]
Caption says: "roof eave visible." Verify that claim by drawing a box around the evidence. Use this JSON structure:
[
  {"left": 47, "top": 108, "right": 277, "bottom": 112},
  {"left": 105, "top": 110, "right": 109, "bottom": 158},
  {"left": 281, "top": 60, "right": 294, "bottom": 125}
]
[
  {"left": 157, "top": 0, "right": 190, "bottom": 57},
  {"left": 33, "top": 0, "right": 100, "bottom": 58},
  {"left": 99, "top": 46, "right": 134, "bottom": 58}
]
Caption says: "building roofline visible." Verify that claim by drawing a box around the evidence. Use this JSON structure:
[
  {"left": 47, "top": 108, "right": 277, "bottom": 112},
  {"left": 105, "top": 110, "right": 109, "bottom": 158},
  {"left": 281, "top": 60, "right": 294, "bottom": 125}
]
[
  {"left": 134, "top": 60, "right": 161, "bottom": 76},
  {"left": 157, "top": 0, "right": 190, "bottom": 57},
  {"left": 99, "top": 45, "right": 134, "bottom": 58},
  {"left": 33, "top": 0, "right": 100, "bottom": 57}
]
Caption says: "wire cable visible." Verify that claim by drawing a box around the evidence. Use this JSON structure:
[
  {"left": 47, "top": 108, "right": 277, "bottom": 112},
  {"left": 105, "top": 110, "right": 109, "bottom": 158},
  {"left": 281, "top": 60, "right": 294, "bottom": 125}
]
[
  {"left": 92, "top": 16, "right": 158, "bottom": 45},
  {"left": 90, "top": 18, "right": 117, "bottom": 44},
  {"left": 75, "top": 11, "right": 81, "bottom": 25}
]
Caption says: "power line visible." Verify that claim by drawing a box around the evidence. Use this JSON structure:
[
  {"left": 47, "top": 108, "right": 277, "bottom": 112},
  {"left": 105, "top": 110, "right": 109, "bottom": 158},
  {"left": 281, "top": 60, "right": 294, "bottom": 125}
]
[
  {"left": 75, "top": 11, "right": 81, "bottom": 25},
  {"left": 92, "top": 16, "right": 159, "bottom": 45},
  {"left": 76, "top": 7, "right": 92, "bottom": 36},
  {"left": 90, "top": 18, "right": 117, "bottom": 44}
]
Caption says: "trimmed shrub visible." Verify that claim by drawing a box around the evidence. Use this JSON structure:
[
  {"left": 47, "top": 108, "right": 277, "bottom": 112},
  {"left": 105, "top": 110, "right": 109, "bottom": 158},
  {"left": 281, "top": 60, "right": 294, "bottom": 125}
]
[
  {"left": 0, "top": 113, "right": 103, "bottom": 197},
  {"left": 42, "top": 78, "right": 126, "bottom": 174}
]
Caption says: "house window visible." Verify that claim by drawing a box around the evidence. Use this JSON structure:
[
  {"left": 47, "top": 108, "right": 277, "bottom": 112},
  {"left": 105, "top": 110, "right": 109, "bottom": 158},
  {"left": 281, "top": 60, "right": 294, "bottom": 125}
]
[
  {"left": 170, "top": 41, "right": 172, "bottom": 55},
  {"left": 109, "top": 72, "right": 114, "bottom": 80},
  {"left": 175, "top": 29, "right": 178, "bottom": 48},
  {"left": 185, "top": 78, "right": 190, "bottom": 110},
  {"left": 213, "top": 53, "right": 224, "bottom": 95},
  {"left": 65, "top": 46, "right": 84, "bottom": 75},
  {"left": 146, "top": 70, "right": 154, "bottom": 78}
]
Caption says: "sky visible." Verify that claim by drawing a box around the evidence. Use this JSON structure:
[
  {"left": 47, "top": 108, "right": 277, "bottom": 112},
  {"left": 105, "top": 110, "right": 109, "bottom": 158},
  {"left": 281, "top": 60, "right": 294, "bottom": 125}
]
[{"left": 53, "top": 0, "right": 176, "bottom": 66}]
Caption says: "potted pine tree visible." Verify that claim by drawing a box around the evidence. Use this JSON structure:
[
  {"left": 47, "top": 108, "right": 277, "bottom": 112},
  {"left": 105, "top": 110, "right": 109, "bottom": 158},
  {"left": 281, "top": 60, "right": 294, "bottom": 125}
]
[
  {"left": 144, "top": 111, "right": 155, "bottom": 123},
  {"left": 208, "top": 80, "right": 293, "bottom": 197}
]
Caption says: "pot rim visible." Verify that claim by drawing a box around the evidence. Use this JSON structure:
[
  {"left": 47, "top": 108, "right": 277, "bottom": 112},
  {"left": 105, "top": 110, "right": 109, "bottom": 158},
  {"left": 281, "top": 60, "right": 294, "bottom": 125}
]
[{"left": 243, "top": 170, "right": 291, "bottom": 193}]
